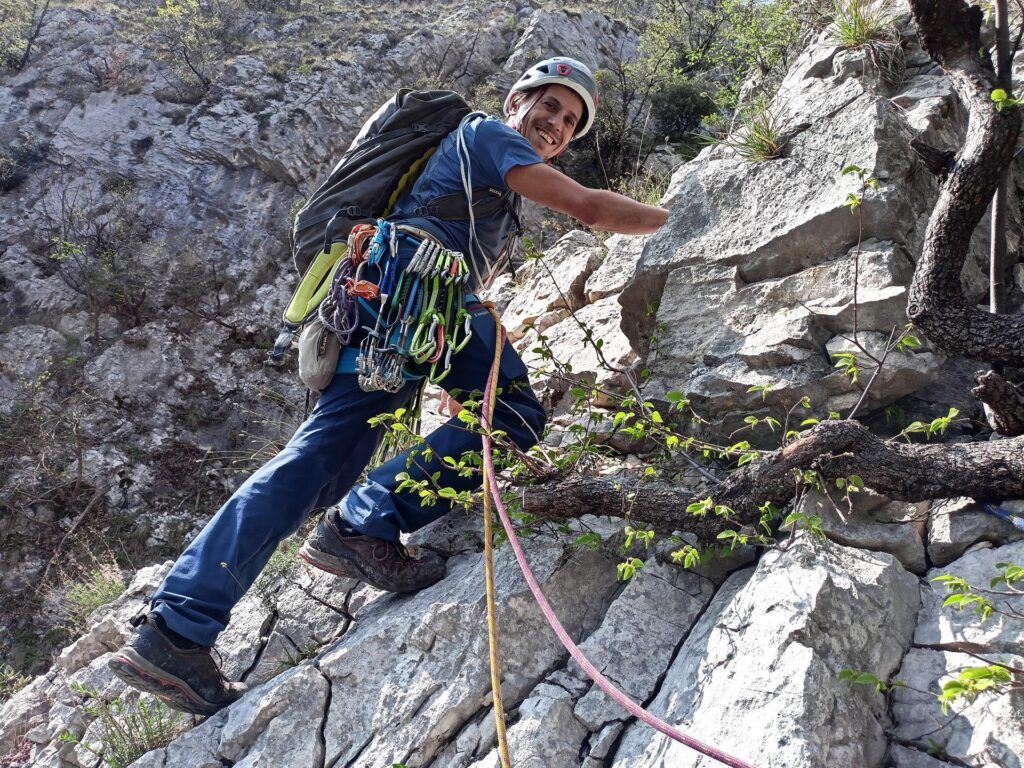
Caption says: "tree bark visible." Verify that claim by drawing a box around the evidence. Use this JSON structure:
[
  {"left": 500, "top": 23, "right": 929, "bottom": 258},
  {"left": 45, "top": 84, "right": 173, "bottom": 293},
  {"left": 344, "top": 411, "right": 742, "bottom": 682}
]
[
  {"left": 905, "top": 0, "right": 1024, "bottom": 365},
  {"left": 973, "top": 369, "right": 1024, "bottom": 435},
  {"left": 520, "top": 422, "right": 1024, "bottom": 545}
]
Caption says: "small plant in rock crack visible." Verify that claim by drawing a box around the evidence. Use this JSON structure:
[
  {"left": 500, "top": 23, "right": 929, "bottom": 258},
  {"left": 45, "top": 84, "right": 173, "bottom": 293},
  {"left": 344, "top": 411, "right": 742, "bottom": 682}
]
[
  {"left": 57, "top": 553, "right": 127, "bottom": 634},
  {"left": 277, "top": 640, "right": 324, "bottom": 672},
  {"left": 829, "top": 0, "right": 905, "bottom": 85},
  {"left": 841, "top": 562, "right": 1024, "bottom": 715},
  {"left": 704, "top": 97, "right": 789, "bottom": 161},
  {"left": 827, "top": 164, "right": 924, "bottom": 421},
  {"left": 59, "top": 685, "right": 188, "bottom": 768},
  {"left": 253, "top": 538, "right": 301, "bottom": 609}
]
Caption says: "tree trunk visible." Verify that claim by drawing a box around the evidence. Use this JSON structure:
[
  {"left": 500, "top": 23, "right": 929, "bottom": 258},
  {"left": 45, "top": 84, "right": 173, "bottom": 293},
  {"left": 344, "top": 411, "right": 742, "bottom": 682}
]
[
  {"left": 905, "top": 0, "right": 1024, "bottom": 365},
  {"left": 973, "top": 369, "right": 1024, "bottom": 435}
]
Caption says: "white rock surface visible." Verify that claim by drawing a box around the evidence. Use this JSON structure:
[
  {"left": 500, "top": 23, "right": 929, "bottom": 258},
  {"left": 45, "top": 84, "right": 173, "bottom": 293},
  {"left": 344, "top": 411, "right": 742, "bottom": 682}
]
[
  {"left": 915, "top": 541, "right": 1024, "bottom": 653},
  {"left": 927, "top": 497, "right": 1024, "bottom": 566},
  {"left": 612, "top": 537, "right": 919, "bottom": 767},
  {"left": 891, "top": 648, "right": 1024, "bottom": 768},
  {"left": 502, "top": 230, "right": 603, "bottom": 340},
  {"left": 797, "top": 490, "right": 928, "bottom": 574}
]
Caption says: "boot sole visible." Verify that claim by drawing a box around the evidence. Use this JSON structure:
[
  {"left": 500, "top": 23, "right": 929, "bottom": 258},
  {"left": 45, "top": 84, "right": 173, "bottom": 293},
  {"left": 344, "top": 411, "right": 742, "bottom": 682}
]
[
  {"left": 109, "top": 648, "right": 222, "bottom": 717},
  {"left": 298, "top": 541, "right": 442, "bottom": 593}
]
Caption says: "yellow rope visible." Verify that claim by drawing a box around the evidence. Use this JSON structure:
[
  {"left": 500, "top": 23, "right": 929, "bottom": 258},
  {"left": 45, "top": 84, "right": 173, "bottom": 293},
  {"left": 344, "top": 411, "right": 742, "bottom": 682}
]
[{"left": 481, "top": 303, "right": 512, "bottom": 768}]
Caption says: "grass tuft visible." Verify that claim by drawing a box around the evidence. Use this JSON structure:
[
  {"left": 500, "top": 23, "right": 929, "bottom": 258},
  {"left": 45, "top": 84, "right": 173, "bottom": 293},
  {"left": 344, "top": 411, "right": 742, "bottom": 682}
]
[
  {"left": 61, "top": 686, "right": 188, "bottom": 768},
  {"left": 706, "top": 100, "right": 789, "bottom": 162}
]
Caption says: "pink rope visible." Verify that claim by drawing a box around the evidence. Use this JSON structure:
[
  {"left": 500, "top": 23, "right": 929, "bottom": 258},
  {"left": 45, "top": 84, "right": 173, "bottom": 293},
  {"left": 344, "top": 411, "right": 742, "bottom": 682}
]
[{"left": 479, "top": 319, "right": 758, "bottom": 768}]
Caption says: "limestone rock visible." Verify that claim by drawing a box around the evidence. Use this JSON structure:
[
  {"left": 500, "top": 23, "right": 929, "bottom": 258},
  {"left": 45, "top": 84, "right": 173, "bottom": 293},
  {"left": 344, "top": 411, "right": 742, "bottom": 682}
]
[
  {"left": 315, "top": 530, "right": 619, "bottom": 768},
  {"left": 585, "top": 234, "right": 649, "bottom": 303},
  {"left": 572, "top": 560, "right": 717, "bottom": 733},
  {"left": 891, "top": 648, "right": 1024, "bottom": 767},
  {"left": 915, "top": 541, "right": 1024, "bottom": 653},
  {"left": 611, "top": 538, "right": 919, "bottom": 767},
  {"left": 0, "top": 325, "right": 67, "bottom": 415},
  {"left": 824, "top": 331, "right": 942, "bottom": 412},
  {"left": 502, "top": 230, "right": 602, "bottom": 341},
  {"left": 927, "top": 498, "right": 1024, "bottom": 567},
  {"left": 796, "top": 490, "right": 928, "bottom": 574},
  {"left": 504, "top": 9, "right": 637, "bottom": 79},
  {"left": 218, "top": 665, "right": 328, "bottom": 766},
  {"left": 516, "top": 296, "right": 638, "bottom": 403},
  {"left": 888, "top": 744, "right": 958, "bottom": 768},
  {"left": 619, "top": 25, "right": 993, "bottom": 422}
]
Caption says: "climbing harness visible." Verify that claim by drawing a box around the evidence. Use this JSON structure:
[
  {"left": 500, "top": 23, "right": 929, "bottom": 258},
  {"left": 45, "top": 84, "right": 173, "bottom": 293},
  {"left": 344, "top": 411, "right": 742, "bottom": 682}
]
[
  {"left": 319, "top": 220, "right": 474, "bottom": 394},
  {"left": 478, "top": 305, "right": 759, "bottom": 768}
]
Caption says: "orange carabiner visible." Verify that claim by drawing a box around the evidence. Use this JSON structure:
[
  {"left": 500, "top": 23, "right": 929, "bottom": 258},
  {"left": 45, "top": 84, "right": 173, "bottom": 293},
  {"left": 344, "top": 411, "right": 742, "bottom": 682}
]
[
  {"left": 346, "top": 278, "right": 380, "bottom": 299},
  {"left": 348, "top": 224, "right": 376, "bottom": 265}
]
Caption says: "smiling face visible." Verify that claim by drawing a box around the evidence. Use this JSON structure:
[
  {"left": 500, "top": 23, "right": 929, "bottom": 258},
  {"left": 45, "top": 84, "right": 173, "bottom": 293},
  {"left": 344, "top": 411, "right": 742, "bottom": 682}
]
[{"left": 508, "top": 84, "right": 585, "bottom": 161}]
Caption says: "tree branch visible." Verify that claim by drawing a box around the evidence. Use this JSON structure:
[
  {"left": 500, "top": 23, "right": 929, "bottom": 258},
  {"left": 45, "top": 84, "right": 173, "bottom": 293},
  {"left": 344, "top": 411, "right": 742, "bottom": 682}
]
[
  {"left": 519, "top": 421, "right": 1024, "bottom": 545},
  {"left": 905, "top": 0, "right": 1024, "bottom": 365}
]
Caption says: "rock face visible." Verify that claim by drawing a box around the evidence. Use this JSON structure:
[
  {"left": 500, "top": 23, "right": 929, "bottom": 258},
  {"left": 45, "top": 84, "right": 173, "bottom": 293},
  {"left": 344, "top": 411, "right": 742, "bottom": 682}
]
[
  {"left": 3, "top": 2, "right": 1024, "bottom": 768},
  {"left": 17, "top": 523, "right": 1024, "bottom": 768},
  {"left": 618, "top": 21, "right": 1014, "bottom": 431}
]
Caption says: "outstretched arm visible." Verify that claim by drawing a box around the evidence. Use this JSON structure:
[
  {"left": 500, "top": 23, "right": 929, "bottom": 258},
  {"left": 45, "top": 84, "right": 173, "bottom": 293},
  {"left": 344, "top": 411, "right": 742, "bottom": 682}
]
[{"left": 505, "top": 162, "right": 668, "bottom": 235}]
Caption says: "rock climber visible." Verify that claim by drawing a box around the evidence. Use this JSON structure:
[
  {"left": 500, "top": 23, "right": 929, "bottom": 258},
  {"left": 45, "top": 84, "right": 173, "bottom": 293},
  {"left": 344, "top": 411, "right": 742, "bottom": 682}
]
[{"left": 110, "top": 56, "right": 669, "bottom": 715}]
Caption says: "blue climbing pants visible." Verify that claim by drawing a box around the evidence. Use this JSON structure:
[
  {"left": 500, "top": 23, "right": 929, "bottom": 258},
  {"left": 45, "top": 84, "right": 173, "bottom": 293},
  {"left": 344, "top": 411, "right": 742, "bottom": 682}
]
[{"left": 150, "top": 302, "right": 546, "bottom": 647}]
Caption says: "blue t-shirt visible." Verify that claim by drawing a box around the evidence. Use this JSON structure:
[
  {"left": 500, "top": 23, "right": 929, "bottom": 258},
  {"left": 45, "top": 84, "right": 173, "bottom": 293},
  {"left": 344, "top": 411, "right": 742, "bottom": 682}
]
[{"left": 390, "top": 116, "right": 542, "bottom": 289}]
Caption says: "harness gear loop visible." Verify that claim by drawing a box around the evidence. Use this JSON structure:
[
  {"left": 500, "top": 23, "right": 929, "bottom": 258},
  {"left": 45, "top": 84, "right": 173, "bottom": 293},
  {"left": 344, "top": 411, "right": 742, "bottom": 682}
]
[
  {"left": 477, "top": 306, "right": 759, "bottom": 768},
  {"left": 328, "top": 221, "right": 473, "bottom": 393}
]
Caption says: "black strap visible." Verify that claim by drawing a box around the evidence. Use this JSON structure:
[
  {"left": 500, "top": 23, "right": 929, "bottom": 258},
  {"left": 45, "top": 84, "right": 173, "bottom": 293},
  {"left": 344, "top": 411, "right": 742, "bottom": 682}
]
[{"left": 414, "top": 187, "right": 515, "bottom": 220}]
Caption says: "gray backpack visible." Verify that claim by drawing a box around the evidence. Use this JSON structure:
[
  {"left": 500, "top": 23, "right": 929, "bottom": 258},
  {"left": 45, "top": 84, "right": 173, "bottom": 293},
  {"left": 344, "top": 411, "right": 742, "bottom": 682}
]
[{"left": 290, "top": 88, "right": 516, "bottom": 274}]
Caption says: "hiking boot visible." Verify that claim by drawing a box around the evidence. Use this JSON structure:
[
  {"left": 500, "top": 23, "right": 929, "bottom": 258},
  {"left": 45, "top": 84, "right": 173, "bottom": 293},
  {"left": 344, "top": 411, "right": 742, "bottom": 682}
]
[
  {"left": 109, "top": 615, "right": 246, "bottom": 716},
  {"left": 298, "top": 511, "right": 446, "bottom": 593}
]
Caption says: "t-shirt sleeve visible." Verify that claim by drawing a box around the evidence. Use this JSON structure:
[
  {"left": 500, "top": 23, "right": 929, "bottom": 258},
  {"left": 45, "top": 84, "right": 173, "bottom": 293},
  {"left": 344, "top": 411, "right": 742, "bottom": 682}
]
[{"left": 472, "top": 118, "right": 543, "bottom": 188}]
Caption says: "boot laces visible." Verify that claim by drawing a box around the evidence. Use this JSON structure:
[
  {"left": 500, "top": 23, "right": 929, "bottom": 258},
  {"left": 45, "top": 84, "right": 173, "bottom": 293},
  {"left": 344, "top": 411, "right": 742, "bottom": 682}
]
[{"left": 371, "top": 540, "right": 413, "bottom": 562}]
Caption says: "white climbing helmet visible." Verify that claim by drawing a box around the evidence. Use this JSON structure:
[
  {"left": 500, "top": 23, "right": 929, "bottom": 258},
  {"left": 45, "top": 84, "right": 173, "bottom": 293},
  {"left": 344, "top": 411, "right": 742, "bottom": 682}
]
[{"left": 503, "top": 56, "right": 599, "bottom": 139}]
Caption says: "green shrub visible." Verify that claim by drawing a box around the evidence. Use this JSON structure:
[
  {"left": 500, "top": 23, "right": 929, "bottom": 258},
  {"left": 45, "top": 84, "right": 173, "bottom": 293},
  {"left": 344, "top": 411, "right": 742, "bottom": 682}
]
[
  {"left": 60, "top": 689, "right": 187, "bottom": 768},
  {"left": 62, "top": 559, "right": 126, "bottom": 632},
  {"left": 0, "top": 662, "right": 30, "bottom": 703},
  {"left": 0, "top": 131, "right": 49, "bottom": 193},
  {"left": 831, "top": 0, "right": 899, "bottom": 48},
  {"left": 707, "top": 99, "right": 788, "bottom": 161}
]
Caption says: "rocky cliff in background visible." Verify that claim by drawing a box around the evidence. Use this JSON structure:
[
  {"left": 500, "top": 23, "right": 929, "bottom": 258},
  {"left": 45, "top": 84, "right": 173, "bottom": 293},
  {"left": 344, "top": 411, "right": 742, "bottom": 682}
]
[{"left": 2, "top": 2, "right": 1024, "bottom": 768}]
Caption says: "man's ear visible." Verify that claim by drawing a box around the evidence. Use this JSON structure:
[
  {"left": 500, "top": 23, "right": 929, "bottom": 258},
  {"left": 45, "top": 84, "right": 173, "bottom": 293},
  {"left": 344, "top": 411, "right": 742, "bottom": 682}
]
[{"left": 507, "top": 90, "right": 525, "bottom": 116}]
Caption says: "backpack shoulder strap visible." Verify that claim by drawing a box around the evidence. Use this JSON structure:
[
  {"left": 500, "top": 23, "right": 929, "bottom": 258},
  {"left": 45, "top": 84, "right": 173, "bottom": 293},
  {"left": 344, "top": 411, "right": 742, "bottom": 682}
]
[{"left": 415, "top": 187, "right": 515, "bottom": 220}]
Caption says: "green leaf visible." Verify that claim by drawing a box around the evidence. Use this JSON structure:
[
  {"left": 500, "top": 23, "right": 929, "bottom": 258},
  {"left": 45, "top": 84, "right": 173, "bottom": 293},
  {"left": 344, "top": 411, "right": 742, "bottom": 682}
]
[{"left": 573, "top": 532, "right": 603, "bottom": 550}]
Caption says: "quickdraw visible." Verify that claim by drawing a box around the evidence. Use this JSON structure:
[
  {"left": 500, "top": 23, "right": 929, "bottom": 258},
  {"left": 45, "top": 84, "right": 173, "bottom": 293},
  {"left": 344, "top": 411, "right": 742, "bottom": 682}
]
[{"left": 324, "top": 220, "right": 473, "bottom": 393}]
